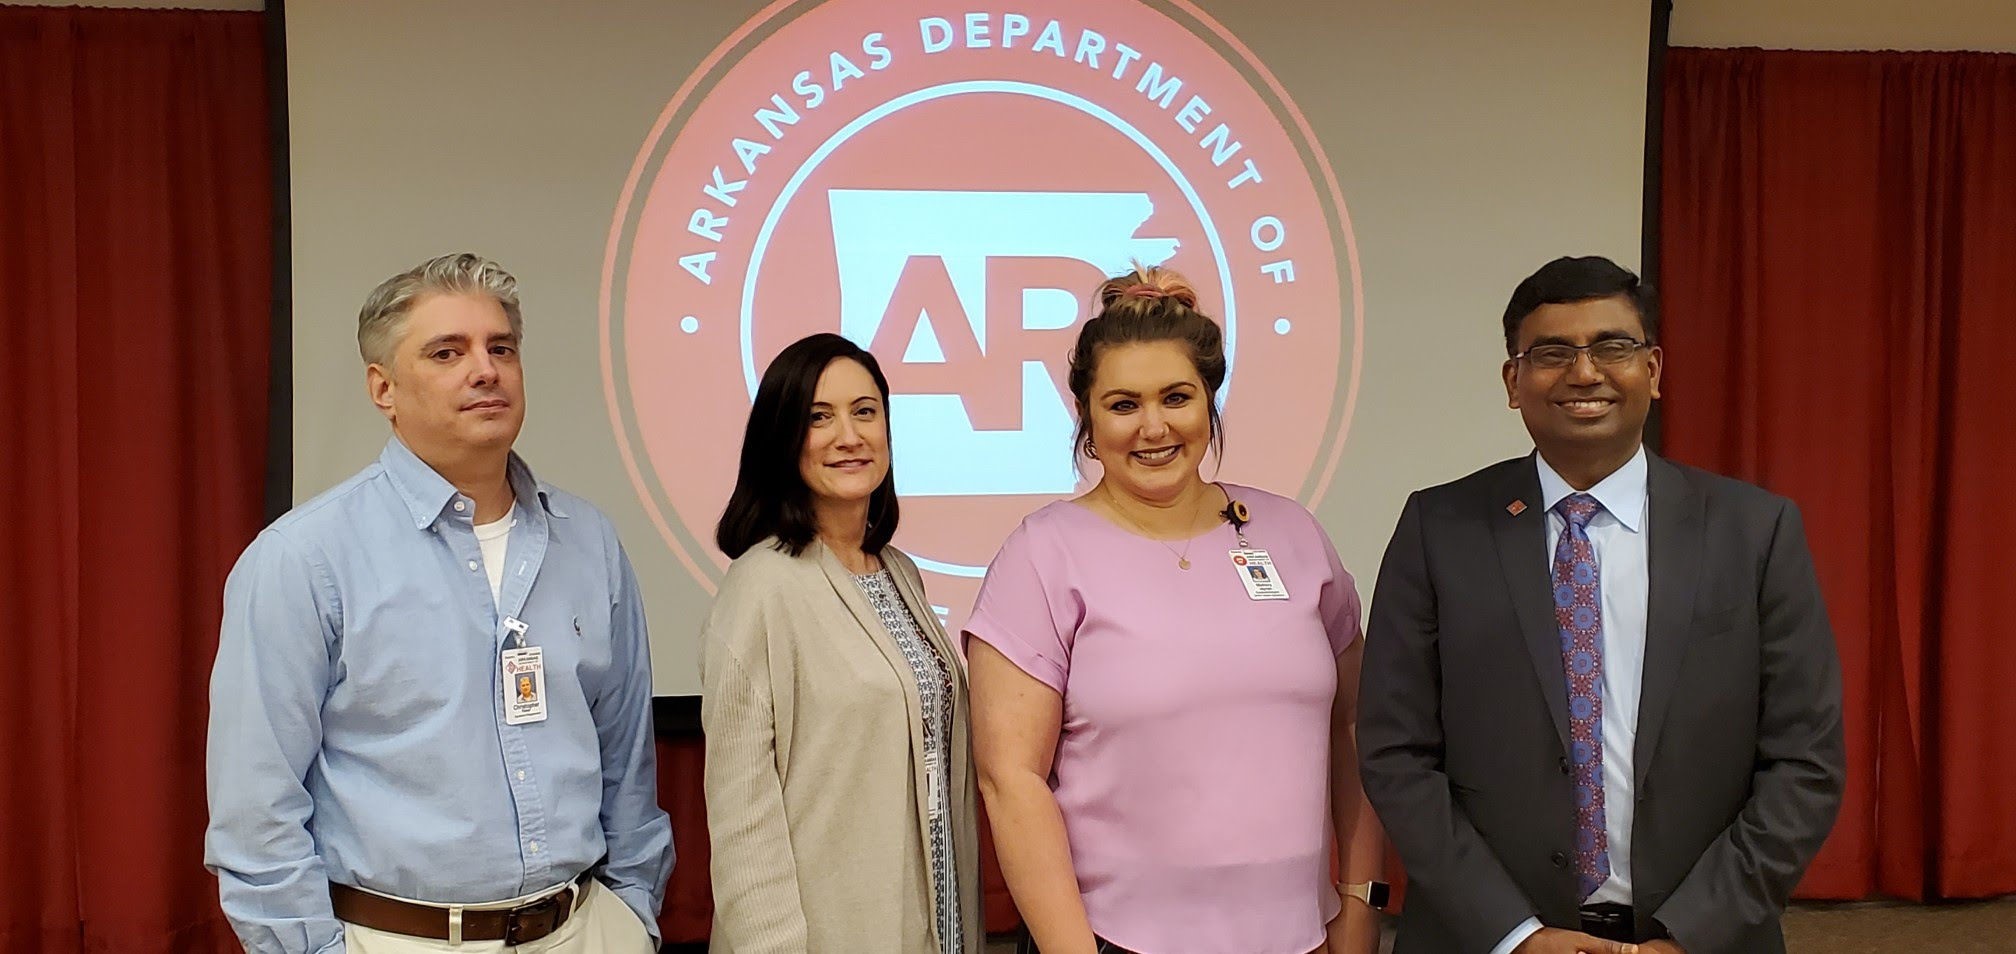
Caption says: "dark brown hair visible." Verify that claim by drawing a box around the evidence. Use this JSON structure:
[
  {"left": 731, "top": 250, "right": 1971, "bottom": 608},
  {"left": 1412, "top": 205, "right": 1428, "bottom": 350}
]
[
  {"left": 716, "top": 334, "right": 899, "bottom": 559},
  {"left": 1066, "top": 265, "right": 1227, "bottom": 463}
]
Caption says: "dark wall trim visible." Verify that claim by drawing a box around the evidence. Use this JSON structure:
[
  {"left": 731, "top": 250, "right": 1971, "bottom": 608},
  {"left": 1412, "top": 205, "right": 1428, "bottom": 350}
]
[
  {"left": 263, "top": 0, "right": 293, "bottom": 526},
  {"left": 654, "top": 695, "right": 703, "bottom": 736},
  {"left": 1642, "top": 0, "right": 1672, "bottom": 454}
]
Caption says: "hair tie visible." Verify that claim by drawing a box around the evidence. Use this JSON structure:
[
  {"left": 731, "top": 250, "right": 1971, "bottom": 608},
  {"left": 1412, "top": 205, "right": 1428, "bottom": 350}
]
[{"left": 1120, "top": 284, "right": 1167, "bottom": 300}]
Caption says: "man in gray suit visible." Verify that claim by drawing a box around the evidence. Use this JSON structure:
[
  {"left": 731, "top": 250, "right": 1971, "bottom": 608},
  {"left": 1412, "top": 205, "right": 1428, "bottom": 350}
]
[{"left": 1358, "top": 256, "right": 1845, "bottom": 954}]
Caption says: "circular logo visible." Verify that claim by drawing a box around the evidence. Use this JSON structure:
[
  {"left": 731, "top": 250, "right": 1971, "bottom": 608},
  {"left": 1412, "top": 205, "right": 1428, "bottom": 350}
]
[{"left": 603, "top": 0, "right": 1362, "bottom": 625}]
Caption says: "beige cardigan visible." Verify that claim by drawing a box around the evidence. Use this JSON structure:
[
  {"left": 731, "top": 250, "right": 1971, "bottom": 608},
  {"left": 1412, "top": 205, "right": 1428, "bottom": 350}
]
[{"left": 699, "top": 538, "right": 983, "bottom": 954}]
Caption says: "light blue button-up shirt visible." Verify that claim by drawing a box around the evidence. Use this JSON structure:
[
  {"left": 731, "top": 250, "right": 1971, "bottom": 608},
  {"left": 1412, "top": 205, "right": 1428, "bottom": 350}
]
[
  {"left": 1493, "top": 447, "right": 1650, "bottom": 954},
  {"left": 205, "top": 438, "right": 673, "bottom": 954}
]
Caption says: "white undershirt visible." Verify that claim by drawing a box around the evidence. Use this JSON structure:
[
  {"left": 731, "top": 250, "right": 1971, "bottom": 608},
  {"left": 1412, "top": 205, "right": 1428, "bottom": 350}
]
[{"left": 472, "top": 507, "right": 516, "bottom": 607}]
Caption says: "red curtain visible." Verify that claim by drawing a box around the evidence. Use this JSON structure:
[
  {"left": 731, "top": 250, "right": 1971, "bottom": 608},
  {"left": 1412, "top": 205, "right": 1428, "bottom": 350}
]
[
  {"left": 656, "top": 737, "right": 713, "bottom": 942},
  {"left": 1661, "top": 47, "right": 2016, "bottom": 901},
  {"left": 0, "top": 8, "right": 270, "bottom": 952}
]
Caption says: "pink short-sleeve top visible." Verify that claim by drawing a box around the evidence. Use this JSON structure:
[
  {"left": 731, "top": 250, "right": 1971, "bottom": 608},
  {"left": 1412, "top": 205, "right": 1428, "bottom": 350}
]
[{"left": 965, "top": 484, "right": 1361, "bottom": 954}]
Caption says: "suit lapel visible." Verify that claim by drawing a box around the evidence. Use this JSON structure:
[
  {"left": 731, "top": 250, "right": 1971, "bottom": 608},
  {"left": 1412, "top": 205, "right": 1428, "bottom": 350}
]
[
  {"left": 1634, "top": 454, "right": 1703, "bottom": 785},
  {"left": 1491, "top": 456, "right": 1573, "bottom": 756}
]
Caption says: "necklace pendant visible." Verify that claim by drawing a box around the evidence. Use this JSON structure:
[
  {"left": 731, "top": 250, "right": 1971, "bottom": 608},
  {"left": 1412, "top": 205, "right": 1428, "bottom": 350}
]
[{"left": 1178, "top": 557, "right": 1191, "bottom": 570}]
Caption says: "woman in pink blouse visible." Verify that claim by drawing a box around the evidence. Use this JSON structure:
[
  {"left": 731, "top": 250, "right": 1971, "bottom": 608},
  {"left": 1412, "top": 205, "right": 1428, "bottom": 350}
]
[{"left": 966, "top": 266, "right": 1387, "bottom": 954}]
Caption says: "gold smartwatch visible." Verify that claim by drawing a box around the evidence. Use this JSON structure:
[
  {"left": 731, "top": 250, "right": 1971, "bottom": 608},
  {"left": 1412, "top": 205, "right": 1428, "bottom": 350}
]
[{"left": 1337, "top": 880, "right": 1391, "bottom": 910}]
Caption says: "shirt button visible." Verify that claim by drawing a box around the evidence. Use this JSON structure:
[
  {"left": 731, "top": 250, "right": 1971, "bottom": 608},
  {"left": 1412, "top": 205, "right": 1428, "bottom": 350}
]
[
  {"left": 1550, "top": 851, "right": 1569, "bottom": 868},
  {"left": 516, "top": 770, "right": 526, "bottom": 781},
  {"left": 527, "top": 841, "right": 540, "bottom": 854},
  {"left": 468, "top": 560, "right": 480, "bottom": 571},
  {"left": 453, "top": 500, "right": 466, "bottom": 512}
]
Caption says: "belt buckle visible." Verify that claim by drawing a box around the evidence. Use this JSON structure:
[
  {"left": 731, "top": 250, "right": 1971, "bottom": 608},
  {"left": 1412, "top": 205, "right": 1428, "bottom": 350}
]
[
  {"left": 502, "top": 893, "right": 563, "bottom": 946},
  {"left": 1581, "top": 904, "right": 1629, "bottom": 930}
]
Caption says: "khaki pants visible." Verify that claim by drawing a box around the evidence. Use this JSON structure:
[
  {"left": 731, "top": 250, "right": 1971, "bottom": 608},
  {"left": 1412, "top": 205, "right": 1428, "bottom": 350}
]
[{"left": 342, "top": 879, "right": 653, "bottom": 953}]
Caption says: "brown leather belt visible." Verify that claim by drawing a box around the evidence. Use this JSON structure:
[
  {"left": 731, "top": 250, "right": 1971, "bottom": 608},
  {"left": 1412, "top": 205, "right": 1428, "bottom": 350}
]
[{"left": 329, "top": 868, "right": 594, "bottom": 946}]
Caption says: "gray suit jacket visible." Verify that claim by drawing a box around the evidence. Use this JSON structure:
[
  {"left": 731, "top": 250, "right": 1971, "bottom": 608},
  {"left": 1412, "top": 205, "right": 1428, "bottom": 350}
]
[{"left": 1358, "top": 453, "right": 1845, "bottom": 954}]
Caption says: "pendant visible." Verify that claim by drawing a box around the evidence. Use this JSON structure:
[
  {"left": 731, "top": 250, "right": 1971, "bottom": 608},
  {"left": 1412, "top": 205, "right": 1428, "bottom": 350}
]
[{"left": 1179, "top": 558, "right": 1191, "bottom": 570}]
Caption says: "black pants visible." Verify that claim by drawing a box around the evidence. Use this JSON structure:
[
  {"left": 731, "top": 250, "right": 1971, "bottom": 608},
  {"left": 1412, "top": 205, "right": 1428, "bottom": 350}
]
[
  {"left": 1014, "top": 931, "right": 1136, "bottom": 954},
  {"left": 1580, "top": 902, "right": 1644, "bottom": 943}
]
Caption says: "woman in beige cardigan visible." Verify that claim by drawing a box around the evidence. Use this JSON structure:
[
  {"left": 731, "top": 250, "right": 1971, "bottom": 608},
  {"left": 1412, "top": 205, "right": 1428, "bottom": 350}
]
[{"left": 699, "top": 333, "right": 982, "bottom": 954}]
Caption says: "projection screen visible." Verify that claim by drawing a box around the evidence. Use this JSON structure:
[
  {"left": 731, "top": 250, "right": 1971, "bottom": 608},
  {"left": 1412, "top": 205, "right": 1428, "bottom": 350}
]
[{"left": 287, "top": 0, "right": 1651, "bottom": 693}]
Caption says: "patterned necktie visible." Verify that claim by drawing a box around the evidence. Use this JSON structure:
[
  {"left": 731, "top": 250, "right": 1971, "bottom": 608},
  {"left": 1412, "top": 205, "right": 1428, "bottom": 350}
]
[{"left": 1552, "top": 493, "right": 1610, "bottom": 899}]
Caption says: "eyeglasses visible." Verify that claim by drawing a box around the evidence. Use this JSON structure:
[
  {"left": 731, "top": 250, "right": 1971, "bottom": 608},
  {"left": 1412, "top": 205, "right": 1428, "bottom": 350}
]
[{"left": 1515, "top": 338, "right": 1651, "bottom": 369}]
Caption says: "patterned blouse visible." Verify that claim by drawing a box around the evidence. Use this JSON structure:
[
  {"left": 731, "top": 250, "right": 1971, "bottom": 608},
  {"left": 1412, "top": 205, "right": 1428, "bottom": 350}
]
[{"left": 855, "top": 569, "right": 963, "bottom": 954}]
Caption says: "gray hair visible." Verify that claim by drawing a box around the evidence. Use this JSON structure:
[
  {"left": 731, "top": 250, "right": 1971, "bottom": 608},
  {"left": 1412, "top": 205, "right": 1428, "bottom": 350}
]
[{"left": 357, "top": 252, "right": 524, "bottom": 366}]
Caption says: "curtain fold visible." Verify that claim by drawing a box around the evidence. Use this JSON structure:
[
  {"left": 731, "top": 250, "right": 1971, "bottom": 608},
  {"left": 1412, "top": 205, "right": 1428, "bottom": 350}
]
[
  {"left": 0, "top": 8, "right": 270, "bottom": 951},
  {"left": 1661, "top": 46, "right": 2016, "bottom": 901}
]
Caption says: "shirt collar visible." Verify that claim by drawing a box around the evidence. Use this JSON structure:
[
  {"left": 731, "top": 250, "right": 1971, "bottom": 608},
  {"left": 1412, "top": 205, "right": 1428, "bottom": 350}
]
[
  {"left": 1534, "top": 444, "right": 1647, "bottom": 533},
  {"left": 378, "top": 436, "right": 568, "bottom": 530}
]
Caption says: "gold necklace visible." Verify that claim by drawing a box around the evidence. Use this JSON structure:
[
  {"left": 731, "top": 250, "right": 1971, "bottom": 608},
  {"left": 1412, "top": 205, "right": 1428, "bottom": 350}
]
[{"left": 1106, "top": 484, "right": 1216, "bottom": 570}]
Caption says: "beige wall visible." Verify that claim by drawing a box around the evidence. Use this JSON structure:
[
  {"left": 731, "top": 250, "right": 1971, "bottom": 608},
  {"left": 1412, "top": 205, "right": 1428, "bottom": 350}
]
[{"left": 1673, "top": 0, "right": 2016, "bottom": 52}]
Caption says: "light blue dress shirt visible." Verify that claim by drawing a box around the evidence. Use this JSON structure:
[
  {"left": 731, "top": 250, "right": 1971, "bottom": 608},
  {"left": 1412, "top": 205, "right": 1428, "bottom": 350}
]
[
  {"left": 1493, "top": 447, "right": 1649, "bottom": 954},
  {"left": 205, "top": 438, "right": 673, "bottom": 954}
]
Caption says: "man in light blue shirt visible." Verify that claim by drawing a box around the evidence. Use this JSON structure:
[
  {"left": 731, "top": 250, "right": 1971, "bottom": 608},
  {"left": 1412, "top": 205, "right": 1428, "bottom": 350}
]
[{"left": 205, "top": 253, "right": 673, "bottom": 953}]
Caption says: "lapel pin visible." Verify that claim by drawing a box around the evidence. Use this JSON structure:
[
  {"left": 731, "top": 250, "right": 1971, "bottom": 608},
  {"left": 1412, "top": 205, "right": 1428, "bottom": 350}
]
[{"left": 1507, "top": 499, "right": 1528, "bottom": 516}]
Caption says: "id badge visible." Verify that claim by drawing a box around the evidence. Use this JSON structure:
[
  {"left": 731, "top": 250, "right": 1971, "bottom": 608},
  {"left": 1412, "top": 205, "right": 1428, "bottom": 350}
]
[
  {"left": 1229, "top": 548, "right": 1290, "bottom": 600},
  {"left": 925, "top": 750, "right": 944, "bottom": 821},
  {"left": 502, "top": 645, "right": 548, "bottom": 725}
]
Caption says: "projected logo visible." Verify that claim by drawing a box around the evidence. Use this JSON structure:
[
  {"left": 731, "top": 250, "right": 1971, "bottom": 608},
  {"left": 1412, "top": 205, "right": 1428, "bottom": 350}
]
[{"left": 602, "top": 0, "right": 1362, "bottom": 622}]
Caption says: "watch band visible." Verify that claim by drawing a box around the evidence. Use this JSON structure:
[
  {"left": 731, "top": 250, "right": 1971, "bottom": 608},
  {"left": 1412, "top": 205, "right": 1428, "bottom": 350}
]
[{"left": 1338, "top": 880, "right": 1391, "bottom": 910}]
